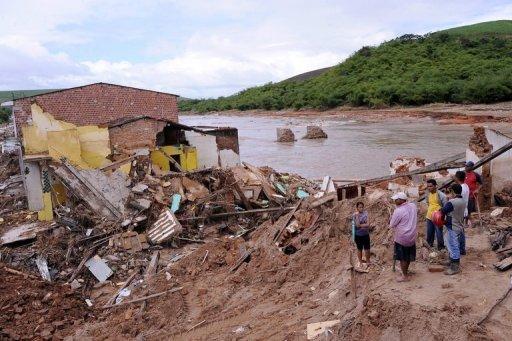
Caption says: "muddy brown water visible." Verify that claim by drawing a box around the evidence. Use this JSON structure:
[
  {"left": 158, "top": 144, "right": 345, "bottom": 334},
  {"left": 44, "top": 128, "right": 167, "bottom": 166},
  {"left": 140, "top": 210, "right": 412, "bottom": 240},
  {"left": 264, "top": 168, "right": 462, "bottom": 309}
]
[{"left": 181, "top": 114, "right": 473, "bottom": 180}]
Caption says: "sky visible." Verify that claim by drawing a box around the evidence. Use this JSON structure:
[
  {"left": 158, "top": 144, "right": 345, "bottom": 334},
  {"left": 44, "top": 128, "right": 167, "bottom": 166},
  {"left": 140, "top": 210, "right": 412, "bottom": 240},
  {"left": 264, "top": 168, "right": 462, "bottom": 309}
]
[{"left": 0, "top": 0, "right": 511, "bottom": 98}]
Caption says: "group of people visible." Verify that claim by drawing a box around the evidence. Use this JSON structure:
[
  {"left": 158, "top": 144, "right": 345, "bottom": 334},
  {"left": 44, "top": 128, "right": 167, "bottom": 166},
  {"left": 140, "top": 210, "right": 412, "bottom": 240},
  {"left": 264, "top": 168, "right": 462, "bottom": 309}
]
[{"left": 351, "top": 161, "right": 482, "bottom": 282}]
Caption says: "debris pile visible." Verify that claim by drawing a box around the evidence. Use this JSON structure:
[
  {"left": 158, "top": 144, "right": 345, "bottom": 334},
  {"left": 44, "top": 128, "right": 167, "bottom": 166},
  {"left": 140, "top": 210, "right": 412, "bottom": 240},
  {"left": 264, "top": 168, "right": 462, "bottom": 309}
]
[
  {"left": 494, "top": 181, "right": 512, "bottom": 206},
  {"left": 468, "top": 126, "right": 493, "bottom": 157},
  {"left": 302, "top": 125, "right": 328, "bottom": 139},
  {"left": 276, "top": 127, "right": 295, "bottom": 142}
]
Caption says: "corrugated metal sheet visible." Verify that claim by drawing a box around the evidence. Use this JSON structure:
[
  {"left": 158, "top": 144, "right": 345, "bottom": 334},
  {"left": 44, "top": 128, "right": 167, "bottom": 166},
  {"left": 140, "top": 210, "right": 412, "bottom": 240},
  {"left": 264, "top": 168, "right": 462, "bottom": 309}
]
[{"left": 147, "top": 208, "right": 183, "bottom": 244}]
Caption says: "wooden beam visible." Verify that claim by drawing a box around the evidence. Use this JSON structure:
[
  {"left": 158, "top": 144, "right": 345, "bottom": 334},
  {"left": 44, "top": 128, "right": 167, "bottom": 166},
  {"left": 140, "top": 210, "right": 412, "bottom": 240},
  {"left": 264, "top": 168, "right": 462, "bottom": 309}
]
[
  {"left": 60, "top": 159, "right": 123, "bottom": 219},
  {"left": 419, "top": 140, "right": 512, "bottom": 201},
  {"left": 157, "top": 147, "right": 183, "bottom": 172},
  {"left": 339, "top": 152, "right": 465, "bottom": 188},
  {"left": 102, "top": 287, "right": 183, "bottom": 309},
  {"left": 179, "top": 206, "right": 294, "bottom": 221},
  {"left": 100, "top": 155, "right": 136, "bottom": 172}
]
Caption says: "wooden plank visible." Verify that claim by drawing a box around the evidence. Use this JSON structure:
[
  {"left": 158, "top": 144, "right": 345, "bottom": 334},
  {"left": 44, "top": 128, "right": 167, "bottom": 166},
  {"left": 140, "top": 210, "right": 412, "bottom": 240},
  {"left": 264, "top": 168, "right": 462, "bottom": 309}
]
[
  {"left": 102, "top": 287, "right": 183, "bottom": 309},
  {"left": 60, "top": 159, "right": 123, "bottom": 219},
  {"left": 419, "top": 140, "right": 512, "bottom": 201},
  {"left": 233, "top": 182, "right": 253, "bottom": 210},
  {"left": 104, "top": 272, "right": 137, "bottom": 308},
  {"left": 180, "top": 206, "right": 294, "bottom": 221},
  {"left": 145, "top": 251, "right": 160, "bottom": 279},
  {"left": 68, "top": 247, "right": 97, "bottom": 283},
  {"left": 273, "top": 199, "right": 303, "bottom": 242},
  {"left": 242, "top": 162, "right": 280, "bottom": 202},
  {"left": 157, "top": 147, "right": 183, "bottom": 172},
  {"left": 100, "top": 155, "right": 136, "bottom": 172},
  {"left": 494, "top": 256, "right": 512, "bottom": 271},
  {"left": 340, "top": 152, "right": 465, "bottom": 188},
  {"left": 230, "top": 250, "right": 252, "bottom": 272},
  {"left": 0, "top": 222, "right": 51, "bottom": 246},
  {"left": 309, "top": 192, "right": 337, "bottom": 208}
]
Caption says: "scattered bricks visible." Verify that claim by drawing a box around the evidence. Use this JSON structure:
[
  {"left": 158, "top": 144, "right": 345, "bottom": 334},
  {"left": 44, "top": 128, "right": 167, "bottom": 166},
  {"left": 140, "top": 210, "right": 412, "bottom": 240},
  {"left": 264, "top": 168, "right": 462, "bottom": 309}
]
[
  {"left": 302, "top": 125, "right": 328, "bottom": 139},
  {"left": 276, "top": 128, "right": 295, "bottom": 142}
]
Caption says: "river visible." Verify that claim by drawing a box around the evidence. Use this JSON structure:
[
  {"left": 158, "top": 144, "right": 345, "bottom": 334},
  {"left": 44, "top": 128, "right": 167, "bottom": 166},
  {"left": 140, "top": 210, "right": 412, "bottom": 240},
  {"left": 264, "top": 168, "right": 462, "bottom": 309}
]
[{"left": 180, "top": 114, "right": 473, "bottom": 180}]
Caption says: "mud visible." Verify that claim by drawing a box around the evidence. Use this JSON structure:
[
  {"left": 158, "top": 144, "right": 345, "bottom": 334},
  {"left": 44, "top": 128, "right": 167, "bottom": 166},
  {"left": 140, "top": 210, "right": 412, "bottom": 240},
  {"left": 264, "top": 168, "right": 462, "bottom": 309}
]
[
  {"left": 0, "top": 265, "right": 93, "bottom": 340},
  {"left": 63, "top": 191, "right": 512, "bottom": 340}
]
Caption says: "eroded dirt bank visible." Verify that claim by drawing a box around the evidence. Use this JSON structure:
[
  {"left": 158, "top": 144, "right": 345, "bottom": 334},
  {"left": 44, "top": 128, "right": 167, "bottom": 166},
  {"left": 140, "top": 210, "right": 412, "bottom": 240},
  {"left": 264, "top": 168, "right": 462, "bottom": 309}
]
[{"left": 182, "top": 101, "right": 512, "bottom": 124}]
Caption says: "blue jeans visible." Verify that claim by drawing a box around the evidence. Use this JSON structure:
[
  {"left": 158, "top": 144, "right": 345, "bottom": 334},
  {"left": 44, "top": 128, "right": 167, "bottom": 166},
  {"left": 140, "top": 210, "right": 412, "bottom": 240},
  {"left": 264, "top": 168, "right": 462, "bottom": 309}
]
[
  {"left": 444, "top": 227, "right": 461, "bottom": 261},
  {"left": 426, "top": 219, "right": 444, "bottom": 250},
  {"left": 459, "top": 228, "right": 466, "bottom": 256}
]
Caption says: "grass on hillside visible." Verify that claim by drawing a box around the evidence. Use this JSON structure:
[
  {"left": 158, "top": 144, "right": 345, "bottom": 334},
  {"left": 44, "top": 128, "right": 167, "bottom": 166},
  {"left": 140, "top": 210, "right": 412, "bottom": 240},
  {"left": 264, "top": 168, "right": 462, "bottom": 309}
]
[
  {"left": 181, "top": 20, "right": 512, "bottom": 112},
  {"left": 0, "top": 89, "right": 59, "bottom": 104},
  {"left": 439, "top": 20, "right": 512, "bottom": 35}
]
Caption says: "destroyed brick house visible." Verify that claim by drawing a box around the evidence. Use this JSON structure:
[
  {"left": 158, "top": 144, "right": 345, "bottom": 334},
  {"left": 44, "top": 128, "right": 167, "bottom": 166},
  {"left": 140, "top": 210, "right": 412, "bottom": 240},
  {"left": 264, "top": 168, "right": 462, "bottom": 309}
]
[{"left": 11, "top": 82, "right": 240, "bottom": 221}]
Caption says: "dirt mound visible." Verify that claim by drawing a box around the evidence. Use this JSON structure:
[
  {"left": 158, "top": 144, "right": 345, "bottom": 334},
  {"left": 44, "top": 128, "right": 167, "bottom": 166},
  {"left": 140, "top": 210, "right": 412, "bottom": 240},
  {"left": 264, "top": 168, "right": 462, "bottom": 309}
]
[
  {"left": 336, "top": 293, "right": 478, "bottom": 340},
  {"left": 0, "top": 265, "right": 93, "bottom": 340}
]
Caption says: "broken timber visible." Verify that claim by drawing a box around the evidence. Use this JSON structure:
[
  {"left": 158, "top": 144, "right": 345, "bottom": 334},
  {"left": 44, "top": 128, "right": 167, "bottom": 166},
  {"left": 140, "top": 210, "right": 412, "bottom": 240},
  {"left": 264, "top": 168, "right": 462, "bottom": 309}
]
[
  {"left": 180, "top": 206, "right": 295, "bottom": 221},
  {"left": 477, "top": 276, "right": 512, "bottom": 325},
  {"left": 100, "top": 155, "right": 136, "bottom": 172},
  {"left": 339, "top": 152, "right": 465, "bottom": 188},
  {"left": 230, "top": 250, "right": 252, "bottom": 272},
  {"left": 419, "top": 140, "right": 512, "bottom": 201},
  {"left": 157, "top": 147, "right": 183, "bottom": 172},
  {"left": 102, "top": 287, "right": 183, "bottom": 309},
  {"left": 54, "top": 159, "right": 123, "bottom": 219},
  {"left": 104, "top": 272, "right": 138, "bottom": 307},
  {"left": 273, "top": 199, "right": 303, "bottom": 242}
]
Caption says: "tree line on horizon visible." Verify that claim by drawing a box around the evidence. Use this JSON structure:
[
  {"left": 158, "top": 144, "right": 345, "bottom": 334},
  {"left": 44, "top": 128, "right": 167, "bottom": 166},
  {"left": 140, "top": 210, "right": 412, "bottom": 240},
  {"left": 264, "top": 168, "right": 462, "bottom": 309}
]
[{"left": 180, "top": 28, "right": 512, "bottom": 112}]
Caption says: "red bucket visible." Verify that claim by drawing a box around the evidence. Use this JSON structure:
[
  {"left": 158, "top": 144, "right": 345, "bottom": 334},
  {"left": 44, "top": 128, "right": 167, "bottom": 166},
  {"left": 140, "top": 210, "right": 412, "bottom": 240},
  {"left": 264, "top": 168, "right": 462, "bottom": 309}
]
[{"left": 431, "top": 210, "right": 445, "bottom": 228}]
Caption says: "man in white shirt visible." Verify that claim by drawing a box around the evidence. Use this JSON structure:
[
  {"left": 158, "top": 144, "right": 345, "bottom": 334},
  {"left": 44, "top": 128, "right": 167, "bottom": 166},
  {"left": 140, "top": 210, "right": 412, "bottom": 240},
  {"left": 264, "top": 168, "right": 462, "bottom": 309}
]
[{"left": 454, "top": 171, "right": 469, "bottom": 255}]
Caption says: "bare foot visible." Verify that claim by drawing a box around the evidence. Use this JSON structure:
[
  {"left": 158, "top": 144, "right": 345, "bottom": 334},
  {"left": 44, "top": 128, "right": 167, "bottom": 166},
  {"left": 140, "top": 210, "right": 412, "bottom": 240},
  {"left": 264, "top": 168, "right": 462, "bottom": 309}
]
[{"left": 396, "top": 275, "right": 409, "bottom": 282}]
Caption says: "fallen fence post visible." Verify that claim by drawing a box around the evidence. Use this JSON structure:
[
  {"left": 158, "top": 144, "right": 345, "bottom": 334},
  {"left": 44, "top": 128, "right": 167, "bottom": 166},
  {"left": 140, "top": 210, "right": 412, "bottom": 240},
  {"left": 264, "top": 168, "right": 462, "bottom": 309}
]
[
  {"left": 477, "top": 276, "right": 512, "bottom": 325},
  {"left": 339, "top": 152, "right": 466, "bottom": 189},
  {"left": 102, "top": 287, "right": 183, "bottom": 309}
]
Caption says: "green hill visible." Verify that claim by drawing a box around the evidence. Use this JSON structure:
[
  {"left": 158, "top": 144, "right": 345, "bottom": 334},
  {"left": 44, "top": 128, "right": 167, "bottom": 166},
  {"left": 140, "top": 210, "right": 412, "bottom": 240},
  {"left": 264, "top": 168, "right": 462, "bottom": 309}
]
[
  {"left": 180, "top": 20, "right": 512, "bottom": 112},
  {"left": 0, "top": 89, "right": 60, "bottom": 104}
]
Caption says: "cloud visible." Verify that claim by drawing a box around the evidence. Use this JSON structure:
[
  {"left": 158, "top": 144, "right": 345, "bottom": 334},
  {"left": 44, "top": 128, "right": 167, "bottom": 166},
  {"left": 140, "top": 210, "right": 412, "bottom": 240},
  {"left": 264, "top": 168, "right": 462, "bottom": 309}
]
[{"left": 0, "top": 0, "right": 511, "bottom": 97}]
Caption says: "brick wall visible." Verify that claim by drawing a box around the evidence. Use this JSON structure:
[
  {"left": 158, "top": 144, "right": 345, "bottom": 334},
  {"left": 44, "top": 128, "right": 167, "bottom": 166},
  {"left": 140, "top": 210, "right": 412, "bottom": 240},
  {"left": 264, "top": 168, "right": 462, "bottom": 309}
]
[
  {"left": 13, "top": 83, "right": 179, "bottom": 134},
  {"left": 109, "top": 119, "right": 167, "bottom": 150}
]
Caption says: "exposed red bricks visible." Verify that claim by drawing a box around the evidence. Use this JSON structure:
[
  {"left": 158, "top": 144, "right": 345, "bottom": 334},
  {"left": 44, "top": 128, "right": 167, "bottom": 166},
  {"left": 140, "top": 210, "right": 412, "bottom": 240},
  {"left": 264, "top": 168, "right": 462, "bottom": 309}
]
[
  {"left": 109, "top": 119, "right": 167, "bottom": 150},
  {"left": 13, "top": 83, "right": 179, "bottom": 136}
]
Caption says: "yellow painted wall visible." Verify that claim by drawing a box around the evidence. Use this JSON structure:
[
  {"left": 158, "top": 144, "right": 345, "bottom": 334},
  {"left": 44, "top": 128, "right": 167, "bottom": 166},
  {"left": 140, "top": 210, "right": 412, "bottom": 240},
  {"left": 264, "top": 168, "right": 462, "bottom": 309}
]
[
  {"left": 150, "top": 145, "right": 198, "bottom": 172},
  {"left": 22, "top": 103, "right": 111, "bottom": 169},
  {"left": 182, "top": 146, "right": 198, "bottom": 171},
  {"left": 37, "top": 192, "right": 54, "bottom": 221},
  {"left": 77, "top": 126, "right": 111, "bottom": 168},
  {"left": 47, "top": 130, "right": 90, "bottom": 168}
]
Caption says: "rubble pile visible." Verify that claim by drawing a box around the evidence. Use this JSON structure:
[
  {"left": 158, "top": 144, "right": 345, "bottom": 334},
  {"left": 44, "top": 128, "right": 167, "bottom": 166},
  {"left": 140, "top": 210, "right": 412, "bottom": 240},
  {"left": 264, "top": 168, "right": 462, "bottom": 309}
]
[
  {"left": 468, "top": 126, "right": 493, "bottom": 157},
  {"left": 0, "top": 266, "right": 92, "bottom": 340},
  {"left": 302, "top": 125, "right": 328, "bottom": 139},
  {"left": 276, "top": 127, "right": 295, "bottom": 142},
  {"left": 1, "top": 142, "right": 339, "bottom": 334},
  {"left": 494, "top": 181, "right": 512, "bottom": 206}
]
